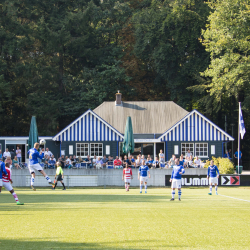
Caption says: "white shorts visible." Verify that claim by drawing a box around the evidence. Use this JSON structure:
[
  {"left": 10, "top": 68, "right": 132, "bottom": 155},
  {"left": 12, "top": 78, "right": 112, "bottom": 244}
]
[
  {"left": 209, "top": 177, "right": 218, "bottom": 185},
  {"left": 0, "top": 179, "right": 2, "bottom": 186},
  {"left": 28, "top": 163, "right": 43, "bottom": 174},
  {"left": 3, "top": 182, "right": 13, "bottom": 191},
  {"left": 140, "top": 176, "right": 148, "bottom": 183},
  {"left": 124, "top": 178, "right": 131, "bottom": 183},
  {"left": 171, "top": 179, "right": 182, "bottom": 189}
]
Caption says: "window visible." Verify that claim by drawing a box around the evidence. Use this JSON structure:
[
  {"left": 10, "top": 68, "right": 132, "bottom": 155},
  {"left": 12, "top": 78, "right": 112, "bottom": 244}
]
[
  {"left": 69, "top": 145, "right": 73, "bottom": 155},
  {"left": 195, "top": 143, "right": 208, "bottom": 157},
  {"left": 174, "top": 145, "right": 179, "bottom": 155},
  {"left": 90, "top": 143, "right": 103, "bottom": 157},
  {"left": 211, "top": 145, "right": 215, "bottom": 155},
  {"left": 76, "top": 143, "right": 89, "bottom": 157},
  {"left": 106, "top": 145, "right": 110, "bottom": 155},
  {"left": 181, "top": 143, "right": 194, "bottom": 156}
]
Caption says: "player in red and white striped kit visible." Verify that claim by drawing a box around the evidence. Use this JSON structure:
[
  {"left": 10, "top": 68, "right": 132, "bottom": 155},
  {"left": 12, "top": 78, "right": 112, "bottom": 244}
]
[
  {"left": 122, "top": 162, "right": 133, "bottom": 191},
  {"left": 2, "top": 163, "right": 24, "bottom": 205}
]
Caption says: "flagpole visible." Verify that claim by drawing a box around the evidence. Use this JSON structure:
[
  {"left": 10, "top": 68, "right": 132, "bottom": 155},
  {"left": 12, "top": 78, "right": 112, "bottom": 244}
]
[{"left": 238, "top": 102, "right": 240, "bottom": 174}]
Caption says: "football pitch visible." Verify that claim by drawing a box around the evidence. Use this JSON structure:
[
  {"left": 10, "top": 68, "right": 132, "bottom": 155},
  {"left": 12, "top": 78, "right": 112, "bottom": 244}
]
[{"left": 0, "top": 187, "right": 250, "bottom": 250}]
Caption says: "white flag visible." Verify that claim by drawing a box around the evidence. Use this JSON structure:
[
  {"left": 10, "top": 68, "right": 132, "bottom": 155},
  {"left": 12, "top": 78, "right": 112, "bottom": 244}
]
[{"left": 239, "top": 104, "right": 246, "bottom": 139}]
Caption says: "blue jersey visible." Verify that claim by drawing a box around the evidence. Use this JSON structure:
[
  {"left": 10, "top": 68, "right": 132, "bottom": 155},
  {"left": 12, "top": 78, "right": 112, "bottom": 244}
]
[
  {"left": 28, "top": 148, "right": 44, "bottom": 164},
  {"left": 171, "top": 165, "right": 185, "bottom": 180},
  {"left": 207, "top": 165, "right": 219, "bottom": 178},
  {"left": 139, "top": 165, "right": 149, "bottom": 177},
  {"left": 234, "top": 151, "right": 242, "bottom": 159},
  {"left": 0, "top": 161, "right": 8, "bottom": 179}
]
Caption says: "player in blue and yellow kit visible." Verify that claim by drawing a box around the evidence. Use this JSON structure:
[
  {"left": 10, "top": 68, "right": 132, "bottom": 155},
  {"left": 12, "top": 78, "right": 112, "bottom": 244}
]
[
  {"left": 138, "top": 160, "right": 150, "bottom": 193},
  {"left": 28, "top": 142, "right": 54, "bottom": 191},
  {"left": 170, "top": 158, "right": 185, "bottom": 201}
]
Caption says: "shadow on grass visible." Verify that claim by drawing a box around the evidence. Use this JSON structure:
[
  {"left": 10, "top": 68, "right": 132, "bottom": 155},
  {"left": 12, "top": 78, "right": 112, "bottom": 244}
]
[{"left": 0, "top": 238, "right": 187, "bottom": 250}]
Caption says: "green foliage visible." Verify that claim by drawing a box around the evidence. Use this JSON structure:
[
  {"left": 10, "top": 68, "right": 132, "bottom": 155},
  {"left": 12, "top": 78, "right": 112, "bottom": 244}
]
[
  {"left": 202, "top": 0, "right": 250, "bottom": 101},
  {"left": 132, "top": 0, "right": 210, "bottom": 108},
  {"left": 203, "top": 156, "right": 235, "bottom": 174}
]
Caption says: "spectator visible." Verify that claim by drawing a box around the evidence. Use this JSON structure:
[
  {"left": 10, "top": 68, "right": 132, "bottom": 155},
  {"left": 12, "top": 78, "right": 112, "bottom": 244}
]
[
  {"left": 114, "top": 156, "right": 122, "bottom": 169},
  {"left": 135, "top": 155, "right": 142, "bottom": 168},
  {"left": 159, "top": 149, "right": 165, "bottom": 165},
  {"left": 224, "top": 150, "right": 231, "bottom": 159},
  {"left": 10, "top": 149, "right": 15, "bottom": 160},
  {"left": 228, "top": 149, "right": 232, "bottom": 158},
  {"left": 84, "top": 155, "right": 92, "bottom": 168},
  {"left": 92, "top": 155, "right": 97, "bottom": 168},
  {"left": 96, "top": 157, "right": 103, "bottom": 169},
  {"left": 78, "top": 156, "right": 83, "bottom": 163},
  {"left": 194, "top": 156, "right": 201, "bottom": 168},
  {"left": 5, "top": 156, "right": 12, "bottom": 169},
  {"left": 185, "top": 153, "right": 193, "bottom": 168},
  {"left": 59, "top": 155, "right": 66, "bottom": 168},
  {"left": 146, "top": 154, "right": 151, "bottom": 162},
  {"left": 65, "top": 156, "right": 72, "bottom": 169},
  {"left": 141, "top": 155, "right": 147, "bottom": 163},
  {"left": 123, "top": 155, "right": 128, "bottom": 168},
  {"left": 44, "top": 148, "right": 53, "bottom": 157},
  {"left": 153, "top": 157, "right": 159, "bottom": 169},
  {"left": 72, "top": 155, "right": 78, "bottom": 167},
  {"left": 48, "top": 155, "right": 56, "bottom": 169},
  {"left": 3, "top": 148, "right": 11, "bottom": 162},
  {"left": 12, "top": 156, "right": 21, "bottom": 169},
  {"left": 106, "top": 156, "right": 114, "bottom": 168},
  {"left": 169, "top": 155, "right": 176, "bottom": 168},
  {"left": 16, "top": 146, "right": 22, "bottom": 164},
  {"left": 0, "top": 150, "right": 2, "bottom": 160},
  {"left": 234, "top": 148, "right": 242, "bottom": 165},
  {"left": 102, "top": 155, "right": 108, "bottom": 168},
  {"left": 42, "top": 155, "right": 49, "bottom": 168},
  {"left": 146, "top": 157, "right": 154, "bottom": 168},
  {"left": 179, "top": 155, "right": 187, "bottom": 168},
  {"left": 131, "top": 156, "right": 135, "bottom": 164},
  {"left": 185, "top": 149, "right": 193, "bottom": 160}
]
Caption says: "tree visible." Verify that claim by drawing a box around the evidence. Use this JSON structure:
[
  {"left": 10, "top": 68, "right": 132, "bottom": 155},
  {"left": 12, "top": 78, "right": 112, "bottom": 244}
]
[
  {"left": 202, "top": 0, "right": 250, "bottom": 104},
  {"left": 132, "top": 0, "right": 210, "bottom": 108}
]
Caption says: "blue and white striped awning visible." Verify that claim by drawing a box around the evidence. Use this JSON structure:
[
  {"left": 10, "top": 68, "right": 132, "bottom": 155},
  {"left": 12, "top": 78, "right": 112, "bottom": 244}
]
[
  {"left": 53, "top": 110, "right": 124, "bottom": 142},
  {"left": 158, "top": 110, "right": 234, "bottom": 142}
]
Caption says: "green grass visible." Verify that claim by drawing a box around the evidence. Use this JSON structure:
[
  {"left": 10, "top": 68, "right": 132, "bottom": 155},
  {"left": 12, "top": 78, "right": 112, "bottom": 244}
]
[{"left": 0, "top": 187, "right": 250, "bottom": 250}]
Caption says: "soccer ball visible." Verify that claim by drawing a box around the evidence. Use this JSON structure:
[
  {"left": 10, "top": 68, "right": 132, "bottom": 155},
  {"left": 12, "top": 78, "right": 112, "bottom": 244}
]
[{"left": 40, "top": 139, "right": 46, "bottom": 145}]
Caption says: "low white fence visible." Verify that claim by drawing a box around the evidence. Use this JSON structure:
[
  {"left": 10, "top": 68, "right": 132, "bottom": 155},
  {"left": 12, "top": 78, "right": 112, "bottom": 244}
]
[{"left": 10, "top": 168, "right": 208, "bottom": 187}]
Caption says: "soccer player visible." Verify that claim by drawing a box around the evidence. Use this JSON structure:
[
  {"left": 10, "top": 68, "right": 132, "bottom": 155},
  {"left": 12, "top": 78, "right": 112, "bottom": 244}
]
[
  {"left": 2, "top": 163, "right": 24, "bottom": 205},
  {"left": 52, "top": 162, "right": 66, "bottom": 190},
  {"left": 170, "top": 158, "right": 185, "bottom": 201},
  {"left": 28, "top": 142, "right": 54, "bottom": 191},
  {"left": 207, "top": 160, "right": 220, "bottom": 195},
  {"left": 138, "top": 160, "right": 150, "bottom": 193},
  {"left": 0, "top": 160, "right": 8, "bottom": 194},
  {"left": 122, "top": 162, "right": 133, "bottom": 191}
]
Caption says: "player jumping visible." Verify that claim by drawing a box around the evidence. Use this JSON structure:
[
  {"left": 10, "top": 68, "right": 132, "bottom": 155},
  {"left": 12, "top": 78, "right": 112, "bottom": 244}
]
[
  {"left": 2, "top": 163, "right": 24, "bottom": 205},
  {"left": 207, "top": 160, "right": 220, "bottom": 195},
  {"left": 122, "top": 162, "right": 133, "bottom": 191},
  {"left": 170, "top": 158, "right": 185, "bottom": 201},
  {"left": 138, "top": 160, "right": 150, "bottom": 194},
  {"left": 0, "top": 160, "right": 8, "bottom": 194},
  {"left": 28, "top": 142, "right": 54, "bottom": 191}
]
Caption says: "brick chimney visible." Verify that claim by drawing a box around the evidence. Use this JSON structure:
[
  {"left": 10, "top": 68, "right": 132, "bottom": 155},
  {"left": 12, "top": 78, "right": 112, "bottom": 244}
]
[{"left": 115, "top": 90, "right": 122, "bottom": 106}]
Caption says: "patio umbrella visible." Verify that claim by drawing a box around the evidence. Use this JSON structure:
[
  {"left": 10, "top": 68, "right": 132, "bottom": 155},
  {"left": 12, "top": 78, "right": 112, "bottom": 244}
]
[
  {"left": 28, "top": 116, "right": 39, "bottom": 150},
  {"left": 122, "top": 116, "right": 134, "bottom": 155}
]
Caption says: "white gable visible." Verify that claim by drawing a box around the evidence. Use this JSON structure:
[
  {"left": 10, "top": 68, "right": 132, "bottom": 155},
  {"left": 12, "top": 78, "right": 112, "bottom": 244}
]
[
  {"left": 53, "top": 110, "right": 124, "bottom": 142},
  {"left": 158, "top": 110, "right": 234, "bottom": 142}
]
